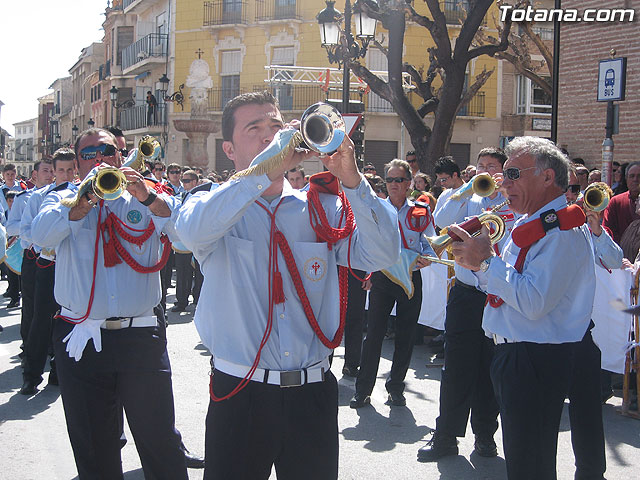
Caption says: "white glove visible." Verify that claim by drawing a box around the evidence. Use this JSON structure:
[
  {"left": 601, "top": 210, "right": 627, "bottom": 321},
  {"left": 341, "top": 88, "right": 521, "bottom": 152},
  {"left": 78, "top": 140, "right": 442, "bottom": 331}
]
[{"left": 62, "top": 319, "right": 104, "bottom": 361}]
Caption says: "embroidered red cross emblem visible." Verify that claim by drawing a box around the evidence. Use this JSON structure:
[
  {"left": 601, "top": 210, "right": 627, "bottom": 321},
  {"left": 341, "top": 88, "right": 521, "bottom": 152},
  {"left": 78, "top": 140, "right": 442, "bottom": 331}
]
[{"left": 311, "top": 262, "right": 321, "bottom": 275}]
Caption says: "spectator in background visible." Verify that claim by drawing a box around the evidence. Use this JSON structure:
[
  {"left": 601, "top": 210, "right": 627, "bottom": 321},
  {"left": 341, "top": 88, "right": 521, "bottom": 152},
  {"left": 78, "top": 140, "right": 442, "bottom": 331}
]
[
  {"left": 603, "top": 161, "right": 640, "bottom": 246},
  {"left": 365, "top": 173, "right": 387, "bottom": 199},
  {"left": 588, "top": 169, "right": 601, "bottom": 185},
  {"left": 407, "top": 151, "right": 420, "bottom": 178},
  {"left": 146, "top": 91, "right": 158, "bottom": 126},
  {"left": 412, "top": 173, "right": 437, "bottom": 212},
  {"left": 461, "top": 165, "right": 477, "bottom": 183},
  {"left": 572, "top": 157, "right": 585, "bottom": 166},
  {"left": 432, "top": 156, "right": 464, "bottom": 220},
  {"left": 153, "top": 162, "right": 165, "bottom": 182},
  {"left": 565, "top": 168, "right": 581, "bottom": 205},
  {"left": 575, "top": 165, "right": 589, "bottom": 192},
  {"left": 285, "top": 166, "right": 306, "bottom": 189},
  {"left": 613, "top": 162, "right": 628, "bottom": 195},
  {"left": 363, "top": 163, "right": 377, "bottom": 176},
  {"left": 166, "top": 163, "right": 185, "bottom": 195}
]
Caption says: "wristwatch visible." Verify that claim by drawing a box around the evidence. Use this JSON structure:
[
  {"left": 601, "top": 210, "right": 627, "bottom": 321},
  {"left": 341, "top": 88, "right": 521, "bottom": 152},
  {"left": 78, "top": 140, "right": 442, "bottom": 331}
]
[{"left": 479, "top": 255, "right": 494, "bottom": 273}]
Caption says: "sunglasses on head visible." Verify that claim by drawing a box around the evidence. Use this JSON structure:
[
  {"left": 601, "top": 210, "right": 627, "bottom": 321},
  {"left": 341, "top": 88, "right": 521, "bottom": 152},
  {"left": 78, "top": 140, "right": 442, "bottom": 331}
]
[
  {"left": 567, "top": 184, "right": 581, "bottom": 194},
  {"left": 79, "top": 143, "right": 117, "bottom": 160},
  {"left": 385, "top": 177, "right": 408, "bottom": 184},
  {"left": 503, "top": 166, "right": 538, "bottom": 180}
]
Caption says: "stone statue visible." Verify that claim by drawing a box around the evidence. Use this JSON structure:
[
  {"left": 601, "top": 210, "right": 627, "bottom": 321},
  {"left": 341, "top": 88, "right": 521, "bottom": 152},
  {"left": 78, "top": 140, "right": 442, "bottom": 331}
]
[{"left": 186, "top": 59, "right": 213, "bottom": 117}]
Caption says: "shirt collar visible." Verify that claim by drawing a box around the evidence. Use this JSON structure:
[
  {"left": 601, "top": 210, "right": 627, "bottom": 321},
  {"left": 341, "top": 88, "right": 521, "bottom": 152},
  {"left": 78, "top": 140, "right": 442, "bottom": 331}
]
[{"left": 516, "top": 194, "right": 568, "bottom": 227}]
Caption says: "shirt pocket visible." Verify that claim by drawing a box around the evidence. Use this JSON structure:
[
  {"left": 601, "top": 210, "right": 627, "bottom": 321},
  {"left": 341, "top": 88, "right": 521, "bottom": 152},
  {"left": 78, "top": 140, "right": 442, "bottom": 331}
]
[
  {"left": 73, "top": 225, "right": 99, "bottom": 261},
  {"left": 291, "top": 241, "right": 332, "bottom": 315},
  {"left": 225, "top": 235, "right": 256, "bottom": 288}
]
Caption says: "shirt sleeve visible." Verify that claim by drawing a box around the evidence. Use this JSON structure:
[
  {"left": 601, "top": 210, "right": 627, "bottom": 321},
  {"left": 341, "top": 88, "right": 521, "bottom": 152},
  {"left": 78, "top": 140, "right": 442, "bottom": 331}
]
[
  {"left": 433, "top": 194, "right": 470, "bottom": 231},
  {"left": 31, "top": 190, "right": 85, "bottom": 248},
  {"left": 6, "top": 195, "right": 27, "bottom": 237},
  {"left": 592, "top": 228, "right": 623, "bottom": 270},
  {"left": 19, "top": 191, "right": 43, "bottom": 247}
]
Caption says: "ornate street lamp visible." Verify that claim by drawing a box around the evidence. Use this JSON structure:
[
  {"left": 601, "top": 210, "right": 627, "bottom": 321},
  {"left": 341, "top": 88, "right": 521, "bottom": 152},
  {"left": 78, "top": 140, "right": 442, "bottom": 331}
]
[
  {"left": 72, "top": 124, "right": 79, "bottom": 140},
  {"left": 88, "top": 118, "right": 95, "bottom": 127}
]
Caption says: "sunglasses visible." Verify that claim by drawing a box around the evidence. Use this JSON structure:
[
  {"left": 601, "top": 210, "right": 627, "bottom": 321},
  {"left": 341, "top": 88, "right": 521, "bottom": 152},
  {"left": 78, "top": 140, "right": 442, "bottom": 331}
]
[
  {"left": 407, "top": 159, "right": 417, "bottom": 163},
  {"left": 168, "top": 170, "right": 181, "bottom": 175},
  {"left": 79, "top": 143, "right": 117, "bottom": 160},
  {"left": 183, "top": 178, "right": 197, "bottom": 183},
  {"left": 567, "top": 184, "right": 581, "bottom": 194},
  {"left": 503, "top": 166, "right": 538, "bottom": 180},
  {"left": 385, "top": 177, "right": 408, "bottom": 184}
]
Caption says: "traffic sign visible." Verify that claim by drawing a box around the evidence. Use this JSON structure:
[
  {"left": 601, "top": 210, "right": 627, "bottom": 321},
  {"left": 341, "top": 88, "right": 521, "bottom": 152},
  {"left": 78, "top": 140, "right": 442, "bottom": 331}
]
[{"left": 597, "top": 57, "right": 626, "bottom": 102}]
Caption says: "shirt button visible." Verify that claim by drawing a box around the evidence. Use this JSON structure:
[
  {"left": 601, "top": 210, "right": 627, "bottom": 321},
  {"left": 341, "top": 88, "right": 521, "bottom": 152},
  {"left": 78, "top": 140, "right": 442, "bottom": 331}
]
[
  {"left": 279, "top": 314, "right": 284, "bottom": 319},
  {"left": 257, "top": 184, "right": 263, "bottom": 190},
  {"left": 284, "top": 351, "right": 290, "bottom": 356}
]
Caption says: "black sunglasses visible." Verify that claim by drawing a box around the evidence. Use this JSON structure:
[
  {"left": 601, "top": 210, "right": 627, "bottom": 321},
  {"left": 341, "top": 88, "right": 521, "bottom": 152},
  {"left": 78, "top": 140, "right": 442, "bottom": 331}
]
[
  {"left": 385, "top": 177, "right": 408, "bottom": 184},
  {"left": 168, "top": 170, "right": 181, "bottom": 175},
  {"left": 503, "top": 166, "right": 538, "bottom": 180},
  {"left": 183, "top": 178, "right": 197, "bottom": 183},
  {"left": 567, "top": 184, "right": 581, "bottom": 194},
  {"left": 79, "top": 143, "right": 117, "bottom": 160}
]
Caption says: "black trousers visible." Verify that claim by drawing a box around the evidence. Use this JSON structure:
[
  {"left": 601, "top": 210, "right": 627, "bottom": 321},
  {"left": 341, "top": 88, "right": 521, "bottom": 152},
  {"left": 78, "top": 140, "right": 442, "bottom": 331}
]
[
  {"left": 6, "top": 267, "right": 20, "bottom": 301},
  {"left": 568, "top": 326, "right": 606, "bottom": 480},
  {"left": 435, "top": 282, "right": 499, "bottom": 438},
  {"left": 174, "top": 252, "right": 194, "bottom": 307},
  {"left": 53, "top": 318, "right": 187, "bottom": 480},
  {"left": 492, "top": 341, "right": 575, "bottom": 480},
  {"left": 193, "top": 258, "right": 204, "bottom": 304},
  {"left": 205, "top": 370, "right": 338, "bottom": 480},
  {"left": 23, "top": 259, "right": 57, "bottom": 384},
  {"left": 160, "top": 250, "right": 175, "bottom": 310},
  {"left": 19, "top": 251, "right": 38, "bottom": 346},
  {"left": 356, "top": 270, "right": 422, "bottom": 396},
  {"left": 343, "top": 268, "right": 367, "bottom": 370}
]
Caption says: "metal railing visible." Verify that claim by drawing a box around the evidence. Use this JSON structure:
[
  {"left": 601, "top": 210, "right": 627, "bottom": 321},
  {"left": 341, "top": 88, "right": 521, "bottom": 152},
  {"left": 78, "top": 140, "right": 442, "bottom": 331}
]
[
  {"left": 119, "top": 104, "right": 167, "bottom": 131},
  {"left": 123, "top": 0, "right": 139, "bottom": 10},
  {"left": 255, "top": 0, "right": 301, "bottom": 22},
  {"left": 121, "top": 33, "right": 168, "bottom": 71},
  {"left": 207, "top": 88, "right": 247, "bottom": 111},
  {"left": 99, "top": 60, "right": 111, "bottom": 81},
  {"left": 439, "top": 1, "right": 486, "bottom": 25},
  {"left": 204, "top": 1, "right": 248, "bottom": 26},
  {"left": 457, "top": 92, "right": 485, "bottom": 117}
]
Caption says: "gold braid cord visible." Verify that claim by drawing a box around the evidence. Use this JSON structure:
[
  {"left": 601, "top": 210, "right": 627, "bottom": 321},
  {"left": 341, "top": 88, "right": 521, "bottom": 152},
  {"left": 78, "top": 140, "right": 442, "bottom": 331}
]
[
  {"left": 60, "top": 176, "right": 94, "bottom": 209},
  {"left": 230, "top": 130, "right": 304, "bottom": 180}
]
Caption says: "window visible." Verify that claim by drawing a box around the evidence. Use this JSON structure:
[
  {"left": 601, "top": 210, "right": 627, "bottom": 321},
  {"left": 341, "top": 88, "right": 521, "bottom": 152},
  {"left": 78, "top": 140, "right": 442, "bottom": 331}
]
[
  {"left": 117, "top": 26, "right": 134, "bottom": 66},
  {"left": 367, "top": 49, "right": 393, "bottom": 112},
  {"left": 221, "top": 50, "right": 242, "bottom": 107},
  {"left": 516, "top": 75, "right": 552, "bottom": 115},
  {"left": 223, "top": 0, "right": 243, "bottom": 23},
  {"left": 271, "top": 47, "right": 294, "bottom": 110}
]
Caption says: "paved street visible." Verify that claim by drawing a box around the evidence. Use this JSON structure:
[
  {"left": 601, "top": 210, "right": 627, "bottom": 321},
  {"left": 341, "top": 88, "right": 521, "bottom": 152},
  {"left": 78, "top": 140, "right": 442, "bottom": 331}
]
[{"left": 1, "top": 280, "right": 638, "bottom": 479}]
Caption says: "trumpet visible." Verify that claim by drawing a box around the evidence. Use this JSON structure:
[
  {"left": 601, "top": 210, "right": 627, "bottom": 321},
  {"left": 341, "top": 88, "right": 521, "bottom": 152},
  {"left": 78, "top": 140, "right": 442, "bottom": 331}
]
[
  {"left": 299, "top": 102, "right": 346, "bottom": 154},
  {"left": 423, "top": 200, "right": 510, "bottom": 266},
  {"left": 61, "top": 135, "right": 158, "bottom": 208},
  {"left": 450, "top": 173, "right": 496, "bottom": 200},
  {"left": 582, "top": 183, "right": 610, "bottom": 212}
]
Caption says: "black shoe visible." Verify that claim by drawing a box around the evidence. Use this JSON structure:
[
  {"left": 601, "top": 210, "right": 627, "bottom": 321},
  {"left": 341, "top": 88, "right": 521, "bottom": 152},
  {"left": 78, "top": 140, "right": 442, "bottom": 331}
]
[
  {"left": 171, "top": 304, "right": 187, "bottom": 313},
  {"left": 7, "top": 299, "right": 20, "bottom": 308},
  {"left": 19, "top": 381, "right": 38, "bottom": 396},
  {"left": 417, "top": 432, "right": 458, "bottom": 462},
  {"left": 2, "top": 290, "right": 10, "bottom": 298},
  {"left": 386, "top": 391, "right": 406, "bottom": 406},
  {"left": 473, "top": 435, "right": 498, "bottom": 457},
  {"left": 342, "top": 365, "right": 359, "bottom": 378},
  {"left": 48, "top": 370, "right": 59, "bottom": 386},
  {"left": 182, "top": 447, "right": 205, "bottom": 469},
  {"left": 349, "top": 393, "right": 371, "bottom": 409},
  {"left": 0, "top": 324, "right": 3, "bottom": 333},
  {"left": 601, "top": 390, "right": 614, "bottom": 404}
]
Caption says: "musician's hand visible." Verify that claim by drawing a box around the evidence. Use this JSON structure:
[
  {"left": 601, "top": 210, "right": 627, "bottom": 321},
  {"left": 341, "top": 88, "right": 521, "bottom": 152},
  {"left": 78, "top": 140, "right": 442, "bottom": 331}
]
[
  {"left": 362, "top": 278, "right": 372, "bottom": 290},
  {"left": 493, "top": 172, "right": 506, "bottom": 196},
  {"left": 622, "top": 258, "right": 634, "bottom": 270},
  {"left": 320, "top": 135, "right": 361, "bottom": 189},
  {"left": 265, "top": 125, "right": 316, "bottom": 183},
  {"left": 586, "top": 209, "right": 604, "bottom": 237},
  {"left": 449, "top": 224, "right": 494, "bottom": 271},
  {"left": 122, "top": 167, "right": 149, "bottom": 202},
  {"left": 416, "top": 257, "right": 432, "bottom": 269}
]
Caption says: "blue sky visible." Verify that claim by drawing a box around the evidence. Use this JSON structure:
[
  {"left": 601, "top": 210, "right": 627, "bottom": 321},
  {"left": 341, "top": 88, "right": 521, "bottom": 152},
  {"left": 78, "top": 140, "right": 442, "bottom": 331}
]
[{"left": 0, "top": 0, "right": 106, "bottom": 136}]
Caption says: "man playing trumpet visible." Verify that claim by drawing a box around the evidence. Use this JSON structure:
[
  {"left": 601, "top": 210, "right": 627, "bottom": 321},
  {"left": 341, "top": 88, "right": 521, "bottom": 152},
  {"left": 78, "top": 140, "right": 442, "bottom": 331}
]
[
  {"left": 176, "top": 91, "right": 400, "bottom": 480},
  {"left": 419, "top": 147, "right": 518, "bottom": 462}
]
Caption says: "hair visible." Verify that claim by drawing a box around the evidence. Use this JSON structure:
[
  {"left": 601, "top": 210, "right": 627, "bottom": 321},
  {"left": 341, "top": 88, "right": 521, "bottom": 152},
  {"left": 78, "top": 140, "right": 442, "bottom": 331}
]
[
  {"left": 74, "top": 128, "right": 116, "bottom": 160},
  {"left": 477, "top": 147, "right": 507, "bottom": 166},
  {"left": 5, "top": 191, "right": 17, "bottom": 201},
  {"left": 413, "top": 172, "right": 431, "bottom": 191},
  {"left": 222, "top": 91, "right": 279, "bottom": 142},
  {"left": 52, "top": 147, "right": 76, "bottom": 169},
  {"left": 154, "top": 161, "right": 165, "bottom": 171},
  {"left": 613, "top": 161, "right": 621, "bottom": 167},
  {"left": 37, "top": 159, "right": 53, "bottom": 171},
  {"left": 384, "top": 159, "right": 411, "bottom": 179},
  {"left": 33, "top": 161, "right": 41, "bottom": 172},
  {"left": 434, "top": 156, "right": 461, "bottom": 177},
  {"left": 406, "top": 150, "right": 416, "bottom": 158},
  {"left": 147, "top": 91, "right": 152, "bottom": 95},
  {"left": 167, "top": 163, "right": 181, "bottom": 173},
  {"left": 182, "top": 169, "right": 199, "bottom": 181},
  {"left": 504, "top": 136, "right": 571, "bottom": 191},
  {"left": 365, "top": 173, "right": 386, "bottom": 196},
  {"left": 285, "top": 166, "right": 305, "bottom": 179},
  {"left": 106, "top": 126, "right": 124, "bottom": 138},
  {"left": 572, "top": 157, "right": 585, "bottom": 166},
  {"left": 3, "top": 163, "right": 16, "bottom": 173}
]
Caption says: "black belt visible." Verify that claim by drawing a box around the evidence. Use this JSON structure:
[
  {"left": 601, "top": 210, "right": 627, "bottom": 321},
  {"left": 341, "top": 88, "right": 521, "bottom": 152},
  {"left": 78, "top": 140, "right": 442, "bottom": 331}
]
[{"left": 454, "top": 279, "right": 480, "bottom": 291}]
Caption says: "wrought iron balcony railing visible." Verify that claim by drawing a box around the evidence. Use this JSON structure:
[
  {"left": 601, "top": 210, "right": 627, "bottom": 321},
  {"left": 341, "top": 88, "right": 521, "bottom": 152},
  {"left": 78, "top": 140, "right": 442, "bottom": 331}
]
[
  {"left": 457, "top": 92, "right": 485, "bottom": 117},
  {"left": 204, "top": 1, "right": 248, "bottom": 26},
  {"left": 256, "top": 0, "right": 301, "bottom": 22},
  {"left": 120, "top": 104, "right": 167, "bottom": 131},
  {"left": 121, "top": 33, "right": 168, "bottom": 71}
]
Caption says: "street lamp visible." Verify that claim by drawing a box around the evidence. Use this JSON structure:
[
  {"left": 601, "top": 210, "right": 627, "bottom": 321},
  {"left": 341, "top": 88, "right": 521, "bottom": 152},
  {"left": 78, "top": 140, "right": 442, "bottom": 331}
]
[
  {"left": 72, "top": 124, "right": 79, "bottom": 140},
  {"left": 317, "top": 0, "right": 378, "bottom": 114},
  {"left": 109, "top": 85, "right": 118, "bottom": 125},
  {"left": 156, "top": 73, "right": 185, "bottom": 110},
  {"left": 88, "top": 118, "right": 95, "bottom": 128}
]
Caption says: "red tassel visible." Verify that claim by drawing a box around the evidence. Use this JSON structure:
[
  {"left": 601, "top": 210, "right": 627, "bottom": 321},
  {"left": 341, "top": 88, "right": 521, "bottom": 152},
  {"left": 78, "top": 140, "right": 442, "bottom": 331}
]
[
  {"left": 273, "top": 271, "right": 285, "bottom": 304},
  {"left": 103, "top": 237, "right": 122, "bottom": 267}
]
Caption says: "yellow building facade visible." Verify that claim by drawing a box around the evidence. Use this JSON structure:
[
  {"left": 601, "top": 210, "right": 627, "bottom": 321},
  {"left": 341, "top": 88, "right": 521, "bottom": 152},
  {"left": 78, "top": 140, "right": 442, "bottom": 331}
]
[{"left": 170, "top": 0, "right": 503, "bottom": 173}]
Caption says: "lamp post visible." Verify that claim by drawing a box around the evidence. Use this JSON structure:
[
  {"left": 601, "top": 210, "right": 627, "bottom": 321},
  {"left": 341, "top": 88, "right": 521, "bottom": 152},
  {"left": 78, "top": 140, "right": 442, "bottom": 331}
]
[
  {"left": 72, "top": 124, "right": 79, "bottom": 141},
  {"left": 88, "top": 118, "right": 95, "bottom": 128},
  {"left": 317, "top": 0, "right": 378, "bottom": 114},
  {"left": 109, "top": 85, "right": 118, "bottom": 126}
]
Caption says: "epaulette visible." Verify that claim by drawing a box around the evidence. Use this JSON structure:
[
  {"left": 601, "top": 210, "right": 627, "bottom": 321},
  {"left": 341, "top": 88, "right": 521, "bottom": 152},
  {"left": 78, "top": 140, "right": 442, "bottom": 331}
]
[
  {"left": 50, "top": 182, "right": 70, "bottom": 193},
  {"left": 15, "top": 190, "right": 29, "bottom": 197},
  {"left": 511, "top": 204, "right": 586, "bottom": 249},
  {"left": 182, "top": 182, "right": 214, "bottom": 203},
  {"left": 309, "top": 171, "right": 340, "bottom": 196}
]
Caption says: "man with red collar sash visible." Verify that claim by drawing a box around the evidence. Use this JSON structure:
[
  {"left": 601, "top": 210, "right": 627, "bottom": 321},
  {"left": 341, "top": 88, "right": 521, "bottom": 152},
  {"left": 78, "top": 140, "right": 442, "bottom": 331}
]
[
  {"left": 450, "top": 136, "right": 596, "bottom": 480},
  {"left": 31, "top": 128, "right": 188, "bottom": 480},
  {"left": 419, "top": 147, "right": 518, "bottom": 462},
  {"left": 176, "top": 91, "right": 400, "bottom": 480}
]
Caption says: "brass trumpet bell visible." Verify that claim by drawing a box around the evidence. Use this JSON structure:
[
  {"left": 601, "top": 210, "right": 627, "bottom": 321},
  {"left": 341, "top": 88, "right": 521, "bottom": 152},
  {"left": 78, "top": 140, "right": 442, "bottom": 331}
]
[
  {"left": 300, "top": 103, "right": 346, "bottom": 154},
  {"left": 450, "top": 173, "right": 496, "bottom": 200},
  {"left": 583, "top": 183, "right": 610, "bottom": 212},
  {"left": 93, "top": 168, "right": 128, "bottom": 201},
  {"left": 427, "top": 212, "right": 506, "bottom": 259}
]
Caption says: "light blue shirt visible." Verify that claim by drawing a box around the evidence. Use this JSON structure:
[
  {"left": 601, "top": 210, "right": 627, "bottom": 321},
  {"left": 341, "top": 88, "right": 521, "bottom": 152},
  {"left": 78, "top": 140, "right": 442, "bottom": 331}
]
[
  {"left": 31, "top": 188, "right": 180, "bottom": 320},
  {"left": 168, "top": 181, "right": 184, "bottom": 196},
  {"left": 176, "top": 173, "right": 400, "bottom": 371},
  {"left": 434, "top": 191, "right": 519, "bottom": 289},
  {"left": 0, "top": 182, "right": 24, "bottom": 215},
  {"left": 20, "top": 182, "right": 57, "bottom": 253},
  {"left": 479, "top": 195, "right": 595, "bottom": 343},
  {"left": 390, "top": 197, "right": 437, "bottom": 260},
  {"left": 6, "top": 189, "right": 34, "bottom": 248},
  {"left": 592, "top": 227, "right": 623, "bottom": 270}
]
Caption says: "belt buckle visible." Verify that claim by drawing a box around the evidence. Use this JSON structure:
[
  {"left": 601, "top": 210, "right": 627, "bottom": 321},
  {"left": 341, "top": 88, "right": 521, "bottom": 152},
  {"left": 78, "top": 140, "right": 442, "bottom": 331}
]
[
  {"left": 105, "top": 319, "right": 123, "bottom": 330},
  {"left": 279, "top": 370, "right": 303, "bottom": 388}
]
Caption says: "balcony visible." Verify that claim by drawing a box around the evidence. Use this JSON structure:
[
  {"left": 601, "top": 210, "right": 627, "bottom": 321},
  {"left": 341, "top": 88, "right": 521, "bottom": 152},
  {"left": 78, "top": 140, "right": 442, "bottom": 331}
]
[
  {"left": 120, "top": 104, "right": 167, "bottom": 131},
  {"left": 439, "top": 1, "right": 486, "bottom": 26},
  {"left": 121, "top": 33, "right": 168, "bottom": 73},
  {"left": 204, "top": 1, "right": 248, "bottom": 27},
  {"left": 123, "top": 0, "right": 156, "bottom": 14},
  {"left": 99, "top": 60, "right": 111, "bottom": 81},
  {"left": 458, "top": 92, "right": 485, "bottom": 117},
  {"left": 256, "top": 0, "right": 301, "bottom": 22},
  {"left": 208, "top": 87, "right": 247, "bottom": 111}
]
